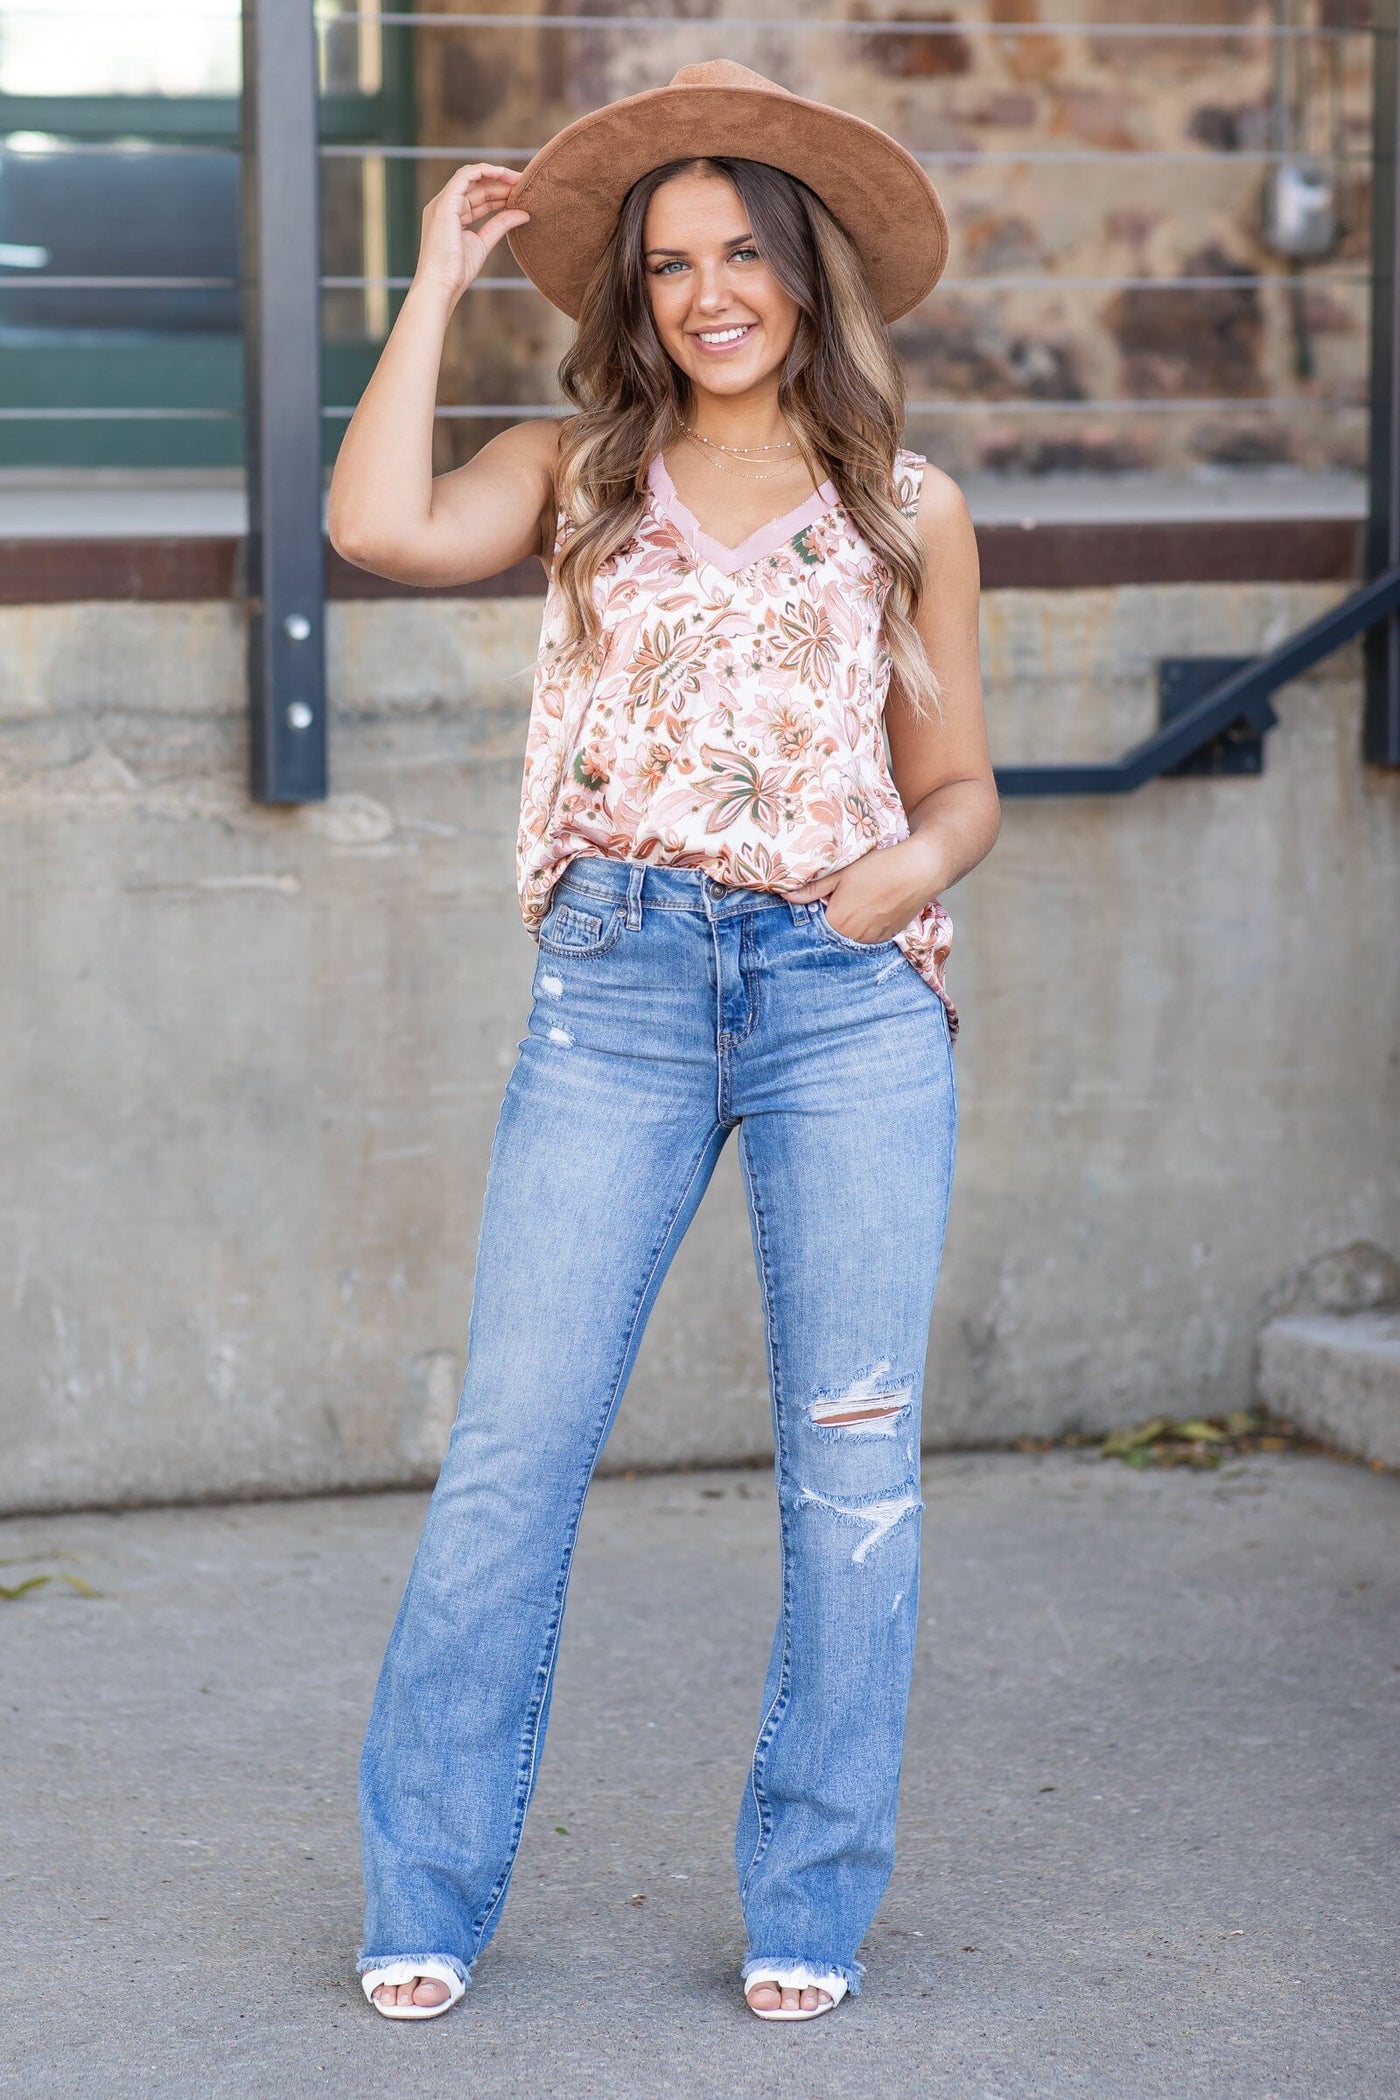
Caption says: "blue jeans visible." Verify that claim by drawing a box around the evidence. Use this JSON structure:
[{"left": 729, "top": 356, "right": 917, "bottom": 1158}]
[{"left": 358, "top": 859, "right": 958, "bottom": 1995}]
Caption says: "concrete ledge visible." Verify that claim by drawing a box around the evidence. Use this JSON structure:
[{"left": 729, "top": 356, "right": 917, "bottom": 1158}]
[
  {"left": 0, "top": 518, "right": 1365, "bottom": 603},
  {"left": 1257, "top": 1312, "right": 1400, "bottom": 1469}
]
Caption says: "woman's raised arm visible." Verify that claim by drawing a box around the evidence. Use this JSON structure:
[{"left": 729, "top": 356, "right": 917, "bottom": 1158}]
[{"left": 326, "top": 162, "right": 559, "bottom": 588}]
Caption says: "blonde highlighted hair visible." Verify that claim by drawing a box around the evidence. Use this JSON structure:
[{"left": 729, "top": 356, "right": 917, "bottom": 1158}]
[{"left": 548, "top": 155, "right": 941, "bottom": 719}]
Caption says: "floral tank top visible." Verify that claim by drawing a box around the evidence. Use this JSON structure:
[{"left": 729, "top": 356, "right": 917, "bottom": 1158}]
[{"left": 515, "top": 444, "right": 957, "bottom": 1034}]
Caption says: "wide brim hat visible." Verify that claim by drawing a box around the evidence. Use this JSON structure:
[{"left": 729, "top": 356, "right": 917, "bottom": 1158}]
[{"left": 506, "top": 60, "right": 949, "bottom": 325}]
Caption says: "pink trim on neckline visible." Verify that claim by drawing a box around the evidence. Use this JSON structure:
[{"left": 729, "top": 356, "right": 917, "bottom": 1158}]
[{"left": 647, "top": 452, "right": 840, "bottom": 577}]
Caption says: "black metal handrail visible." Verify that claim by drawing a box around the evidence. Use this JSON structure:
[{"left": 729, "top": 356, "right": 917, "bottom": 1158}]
[{"left": 995, "top": 563, "right": 1400, "bottom": 797}]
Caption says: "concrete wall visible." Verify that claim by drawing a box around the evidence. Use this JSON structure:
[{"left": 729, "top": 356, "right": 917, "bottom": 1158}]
[{"left": 3, "top": 581, "right": 1398, "bottom": 1512}]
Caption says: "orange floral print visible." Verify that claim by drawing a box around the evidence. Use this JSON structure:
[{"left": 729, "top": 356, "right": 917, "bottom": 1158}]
[
  {"left": 765, "top": 702, "right": 817, "bottom": 760},
  {"left": 773, "top": 599, "right": 840, "bottom": 685},
  {"left": 516, "top": 447, "right": 957, "bottom": 1034}
]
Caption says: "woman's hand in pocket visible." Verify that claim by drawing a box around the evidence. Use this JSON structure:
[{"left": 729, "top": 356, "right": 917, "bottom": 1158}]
[{"left": 787, "top": 836, "right": 944, "bottom": 945}]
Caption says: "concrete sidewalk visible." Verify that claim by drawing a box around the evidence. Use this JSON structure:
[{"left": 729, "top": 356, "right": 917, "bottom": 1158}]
[{"left": 1, "top": 1450, "right": 1395, "bottom": 2100}]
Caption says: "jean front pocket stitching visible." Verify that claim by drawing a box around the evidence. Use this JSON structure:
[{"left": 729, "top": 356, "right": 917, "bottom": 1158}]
[
  {"left": 538, "top": 901, "right": 625, "bottom": 958},
  {"left": 814, "top": 900, "right": 900, "bottom": 955}
]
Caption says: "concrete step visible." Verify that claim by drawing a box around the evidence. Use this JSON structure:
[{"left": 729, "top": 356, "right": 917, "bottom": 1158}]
[{"left": 1257, "top": 1311, "right": 1400, "bottom": 1469}]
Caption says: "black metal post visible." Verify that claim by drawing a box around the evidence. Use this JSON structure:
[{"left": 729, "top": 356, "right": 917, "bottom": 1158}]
[
  {"left": 241, "top": 0, "right": 328, "bottom": 802},
  {"left": 1365, "top": 2, "right": 1400, "bottom": 767}
]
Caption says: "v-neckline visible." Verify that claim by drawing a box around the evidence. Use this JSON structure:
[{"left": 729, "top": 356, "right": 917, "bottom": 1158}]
[{"left": 646, "top": 451, "right": 840, "bottom": 578}]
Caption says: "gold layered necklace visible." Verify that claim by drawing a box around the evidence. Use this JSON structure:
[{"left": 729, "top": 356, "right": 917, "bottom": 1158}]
[
  {"left": 682, "top": 423, "right": 796, "bottom": 457},
  {"left": 680, "top": 425, "right": 803, "bottom": 482}
]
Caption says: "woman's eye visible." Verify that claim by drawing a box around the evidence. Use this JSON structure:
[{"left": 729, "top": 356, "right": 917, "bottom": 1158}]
[
  {"left": 652, "top": 259, "right": 687, "bottom": 276},
  {"left": 730, "top": 246, "right": 760, "bottom": 263}
]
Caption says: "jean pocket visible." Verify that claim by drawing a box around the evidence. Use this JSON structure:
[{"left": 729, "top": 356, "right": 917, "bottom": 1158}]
[
  {"left": 538, "top": 894, "right": 625, "bottom": 958},
  {"left": 813, "top": 899, "right": 900, "bottom": 955}
]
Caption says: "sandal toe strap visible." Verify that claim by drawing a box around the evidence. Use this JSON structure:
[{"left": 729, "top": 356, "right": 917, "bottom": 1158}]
[
  {"left": 361, "top": 1959, "right": 465, "bottom": 2008},
  {"left": 744, "top": 1964, "right": 848, "bottom": 2006}
]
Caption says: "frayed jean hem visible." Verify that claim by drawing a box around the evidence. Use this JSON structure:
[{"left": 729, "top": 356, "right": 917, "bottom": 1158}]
[
  {"left": 356, "top": 1950, "right": 474, "bottom": 1990},
  {"left": 741, "top": 1953, "right": 864, "bottom": 1996}
]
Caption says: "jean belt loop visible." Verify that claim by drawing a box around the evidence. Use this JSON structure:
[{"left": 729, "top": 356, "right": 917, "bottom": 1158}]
[{"left": 625, "top": 862, "right": 645, "bottom": 931}]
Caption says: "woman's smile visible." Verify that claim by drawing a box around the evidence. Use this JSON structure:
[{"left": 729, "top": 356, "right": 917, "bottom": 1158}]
[{"left": 690, "top": 320, "right": 759, "bottom": 353}]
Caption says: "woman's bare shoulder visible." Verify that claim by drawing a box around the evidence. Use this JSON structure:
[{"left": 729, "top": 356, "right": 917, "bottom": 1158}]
[
  {"left": 892, "top": 450, "right": 969, "bottom": 528},
  {"left": 915, "top": 461, "right": 971, "bottom": 529},
  {"left": 912, "top": 462, "right": 976, "bottom": 563}
]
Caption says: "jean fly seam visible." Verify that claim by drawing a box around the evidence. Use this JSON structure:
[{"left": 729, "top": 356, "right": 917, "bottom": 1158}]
[
  {"left": 738, "top": 911, "right": 762, "bottom": 1047},
  {"left": 720, "top": 912, "right": 761, "bottom": 1052},
  {"left": 736, "top": 1123, "right": 794, "bottom": 1900},
  {"left": 709, "top": 915, "right": 730, "bottom": 1124},
  {"left": 468, "top": 1121, "right": 727, "bottom": 1952}
]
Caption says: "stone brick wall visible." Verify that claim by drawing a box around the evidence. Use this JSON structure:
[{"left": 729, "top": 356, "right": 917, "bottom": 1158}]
[{"left": 412, "top": 1, "right": 1374, "bottom": 480}]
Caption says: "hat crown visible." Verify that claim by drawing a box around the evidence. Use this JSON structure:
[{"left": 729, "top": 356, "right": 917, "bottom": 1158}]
[
  {"left": 508, "top": 58, "right": 949, "bottom": 323},
  {"left": 667, "top": 60, "right": 790, "bottom": 96}
]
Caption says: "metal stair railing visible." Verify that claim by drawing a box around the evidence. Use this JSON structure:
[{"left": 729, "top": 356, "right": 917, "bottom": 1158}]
[{"left": 995, "top": 560, "right": 1400, "bottom": 796}]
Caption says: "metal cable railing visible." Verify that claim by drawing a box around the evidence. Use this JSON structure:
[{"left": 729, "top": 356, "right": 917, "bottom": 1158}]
[
  {"left": 2, "top": 0, "right": 1396, "bottom": 792},
  {"left": 1, "top": 20, "right": 1376, "bottom": 415},
  {"left": 0, "top": 4, "right": 1362, "bottom": 30},
  {"left": 317, "top": 12, "right": 1358, "bottom": 37}
]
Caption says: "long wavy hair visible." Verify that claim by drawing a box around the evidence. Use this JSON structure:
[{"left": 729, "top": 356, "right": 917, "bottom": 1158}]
[{"left": 550, "top": 155, "right": 941, "bottom": 719}]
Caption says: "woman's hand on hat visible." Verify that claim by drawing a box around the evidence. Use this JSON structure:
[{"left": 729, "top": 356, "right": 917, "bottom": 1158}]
[{"left": 412, "top": 162, "right": 531, "bottom": 305}]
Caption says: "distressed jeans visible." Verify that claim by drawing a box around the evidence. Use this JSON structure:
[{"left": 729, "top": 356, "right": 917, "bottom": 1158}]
[{"left": 358, "top": 858, "right": 958, "bottom": 1996}]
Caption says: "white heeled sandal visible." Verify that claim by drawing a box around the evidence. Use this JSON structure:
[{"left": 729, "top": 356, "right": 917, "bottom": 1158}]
[
  {"left": 743, "top": 1963, "right": 849, "bottom": 2021},
  {"left": 361, "top": 1959, "right": 466, "bottom": 2020}
]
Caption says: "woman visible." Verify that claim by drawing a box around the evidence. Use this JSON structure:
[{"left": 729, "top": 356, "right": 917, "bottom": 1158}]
[{"left": 329, "top": 59, "right": 999, "bottom": 2024}]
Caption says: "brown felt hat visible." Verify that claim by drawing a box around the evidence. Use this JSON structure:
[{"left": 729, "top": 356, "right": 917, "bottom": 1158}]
[{"left": 506, "top": 60, "right": 949, "bottom": 324}]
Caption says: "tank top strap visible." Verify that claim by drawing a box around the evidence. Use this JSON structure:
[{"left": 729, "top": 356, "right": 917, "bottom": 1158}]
[
  {"left": 893, "top": 448, "right": 927, "bottom": 522},
  {"left": 550, "top": 504, "right": 572, "bottom": 558}
]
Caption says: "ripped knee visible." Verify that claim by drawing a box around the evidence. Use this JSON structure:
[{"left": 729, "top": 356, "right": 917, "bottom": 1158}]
[
  {"left": 798, "top": 1485, "right": 923, "bottom": 1564},
  {"left": 808, "top": 1360, "right": 913, "bottom": 1437},
  {"left": 793, "top": 1359, "right": 922, "bottom": 1563}
]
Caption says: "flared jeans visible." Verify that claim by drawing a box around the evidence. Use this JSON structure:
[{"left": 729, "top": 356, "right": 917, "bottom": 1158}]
[{"left": 358, "top": 858, "right": 958, "bottom": 1995}]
